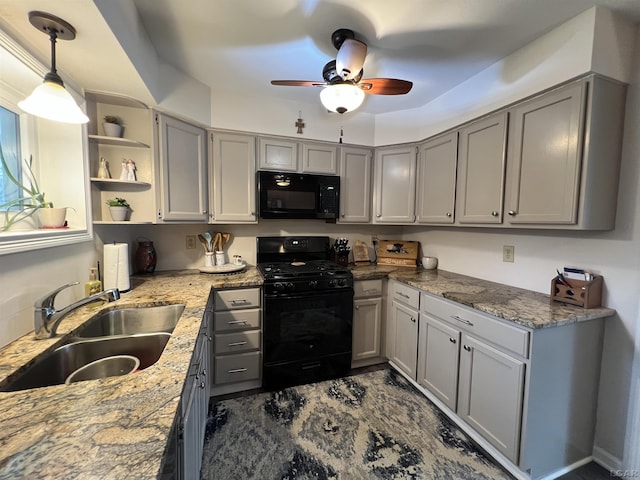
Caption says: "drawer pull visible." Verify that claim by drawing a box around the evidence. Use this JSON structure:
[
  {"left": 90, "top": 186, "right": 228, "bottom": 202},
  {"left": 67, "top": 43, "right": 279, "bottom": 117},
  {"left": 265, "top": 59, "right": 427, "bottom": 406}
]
[
  {"left": 355, "top": 305, "right": 360, "bottom": 310},
  {"left": 201, "top": 368, "right": 207, "bottom": 376},
  {"left": 397, "top": 292, "right": 410, "bottom": 299},
  {"left": 227, "top": 320, "right": 248, "bottom": 325},
  {"left": 463, "top": 345, "right": 471, "bottom": 352},
  {"left": 231, "top": 299, "right": 249, "bottom": 305},
  {"left": 227, "top": 341, "right": 248, "bottom": 347},
  {"left": 451, "top": 315, "right": 474, "bottom": 327},
  {"left": 449, "top": 337, "right": 456, "bottom": 344},
  {"left": 411, "top": 317, "right": 416, "bottom": 323},
  {"left": 363, "top": 289, "right": 380, "bottom": 295},
  {"left": 227, "top": 368, "right": 248, "bottom": 374},
  {"left": 199, "top": 382, "right": 206, "bottom": 389}
]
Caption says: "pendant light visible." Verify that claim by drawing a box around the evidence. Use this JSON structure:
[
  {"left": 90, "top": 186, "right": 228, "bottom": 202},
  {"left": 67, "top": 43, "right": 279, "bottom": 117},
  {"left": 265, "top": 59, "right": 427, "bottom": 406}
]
[
  {"left": 320, "top": 83, "right": 365, "bottom": 114},
  {"left": 18, "top": 11, "right": 89, "bottom": 124}
]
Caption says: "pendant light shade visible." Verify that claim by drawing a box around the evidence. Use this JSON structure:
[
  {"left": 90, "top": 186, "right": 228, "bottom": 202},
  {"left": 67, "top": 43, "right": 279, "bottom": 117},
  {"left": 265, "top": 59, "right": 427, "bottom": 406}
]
[
  {"left": 320, "top": 83, "right": 365, "bottom": 114},
  {"left": 18, "top": 11, "right": 89, "bottom": 124}
]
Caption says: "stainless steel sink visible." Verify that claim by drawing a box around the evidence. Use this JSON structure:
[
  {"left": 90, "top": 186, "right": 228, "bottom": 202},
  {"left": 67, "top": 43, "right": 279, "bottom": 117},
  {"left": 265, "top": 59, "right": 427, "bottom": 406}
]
[
  {"left": 73, "top": 304, "right": 185, "bottom": 338},
  {"left": 0, "top": 333, "right": 171, "bottom": 392}
]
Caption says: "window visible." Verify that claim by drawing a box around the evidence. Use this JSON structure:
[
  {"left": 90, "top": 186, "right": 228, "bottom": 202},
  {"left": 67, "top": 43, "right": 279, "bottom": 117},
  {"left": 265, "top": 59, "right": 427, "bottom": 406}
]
[{"left": 0, "top": 105, "right": 21, "bottom": 207}]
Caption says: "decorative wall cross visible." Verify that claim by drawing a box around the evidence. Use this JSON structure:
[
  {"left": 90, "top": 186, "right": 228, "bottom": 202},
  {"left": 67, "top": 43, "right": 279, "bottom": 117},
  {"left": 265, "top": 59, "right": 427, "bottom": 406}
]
[{"left": 295, "top": 111, "right": 305, "bottom": 134}]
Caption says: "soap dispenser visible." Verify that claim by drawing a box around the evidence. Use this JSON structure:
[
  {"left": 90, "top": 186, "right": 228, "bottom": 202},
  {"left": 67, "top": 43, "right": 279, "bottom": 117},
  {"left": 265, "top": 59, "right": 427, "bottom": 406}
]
[{"left": 85, "top": 267, "right": 102, "bottom": 296}]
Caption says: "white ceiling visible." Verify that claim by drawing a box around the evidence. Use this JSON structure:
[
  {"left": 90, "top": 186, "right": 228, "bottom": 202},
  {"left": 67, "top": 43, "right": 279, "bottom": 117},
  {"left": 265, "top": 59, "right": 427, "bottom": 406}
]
[{"left": 1, "top": 0, "right": 640, "bottom": 116}]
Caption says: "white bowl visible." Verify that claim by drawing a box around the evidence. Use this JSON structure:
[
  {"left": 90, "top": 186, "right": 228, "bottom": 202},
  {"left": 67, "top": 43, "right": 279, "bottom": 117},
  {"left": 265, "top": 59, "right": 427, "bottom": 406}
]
[{"left": 422, "top": 256, "right": 438, "bottom": 269}]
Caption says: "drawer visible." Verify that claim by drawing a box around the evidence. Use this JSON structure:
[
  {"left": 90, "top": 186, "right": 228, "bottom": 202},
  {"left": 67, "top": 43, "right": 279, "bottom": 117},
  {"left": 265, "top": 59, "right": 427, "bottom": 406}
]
[
  {"left": 354, "top": 279, "right": 383, "bottom": 298},
  {"left": 214, "top": 288, "right": 261, "bottom": 311},
  {"left": 214, "top": 351, "right": 261, "bottom": 384},
  {"left": 214, "top": 309, "right": 261, "bottom": 332},
  {"left": 391, "top": 281, "right": 420, "bottom": 310},
  {"left": 215, "top": 330, "right": 261, "bottom": 354},
  {"left": 421, "top": 292, "right": 530, "bottom": 358}
]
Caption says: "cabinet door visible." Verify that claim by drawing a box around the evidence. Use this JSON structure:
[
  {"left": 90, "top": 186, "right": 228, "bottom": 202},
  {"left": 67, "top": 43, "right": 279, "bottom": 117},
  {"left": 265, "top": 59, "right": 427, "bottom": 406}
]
[
  {"left": 457, "top": 333, "right": 525, "bottom": 463},
  {"left": 388, "top": 300, "right": 419, "bottom": 379},
  {"left": 258, "top": 137, "right": 298, "bottom": 171},
  {"left": 456, "top": 112, "right": 507, "bottom": 224},
  {"left": 301, "top": 142, "right": 337, "bottom": 174},
  {"left": 373, "top": 145, "right": 417, "bottom": 224},
  {"left": 352, "top": 297, "right": 382, "bottom": 361},
  {"left": 417, "top": 313, "right": 460, "bottom": 411},
  {"left": 505, "top": 82, "right": 585, "bottom": 224},
  {"left": 416, "top": 132, "right": 458, "bottom": 224},
  {"left": 210, "top": 132, "right": 257, "bottom": 223},
  {"left": 339, "top": 146, "right": 372, "bottom": 223},
  {"left": 157, "top": 114, "right": 208, "bottom": 221}
]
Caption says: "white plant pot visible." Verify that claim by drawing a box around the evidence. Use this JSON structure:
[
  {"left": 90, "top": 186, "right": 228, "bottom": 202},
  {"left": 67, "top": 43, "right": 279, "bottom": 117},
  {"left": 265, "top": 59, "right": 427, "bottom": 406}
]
[
  {"left": 109, "top": 206, "right": 130, "bottom": 221},
  {"left": 103, "top": 122, "right": 123, "bottom": 138},
  {"left": 38, "top": 207, "right": 67, "bottom": 228}
]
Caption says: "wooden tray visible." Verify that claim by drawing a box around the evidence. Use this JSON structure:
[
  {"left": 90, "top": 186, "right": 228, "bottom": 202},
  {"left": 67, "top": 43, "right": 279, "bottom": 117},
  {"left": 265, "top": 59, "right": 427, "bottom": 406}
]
[{"left": 376, "top": 240, "right": 419, "bottom": 267}]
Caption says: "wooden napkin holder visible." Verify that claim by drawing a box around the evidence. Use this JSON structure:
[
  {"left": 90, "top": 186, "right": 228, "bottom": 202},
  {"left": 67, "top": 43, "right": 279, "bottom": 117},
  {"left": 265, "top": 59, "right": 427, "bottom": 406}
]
[{"left": 550, "top": 275, "right": 603, "bottom": 309}]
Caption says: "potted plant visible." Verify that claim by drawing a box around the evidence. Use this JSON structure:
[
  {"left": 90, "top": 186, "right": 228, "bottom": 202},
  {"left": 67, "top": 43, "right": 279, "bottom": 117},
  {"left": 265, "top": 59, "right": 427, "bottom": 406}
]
[
  {"left": 0, "top": 144, "right": 67, "bottom": 231},
  {"left": 103, "top": 115, "right": 123, "bottom": 138},
  {"left": 105, "top": 197, "right": 130, "bottom": 221}
]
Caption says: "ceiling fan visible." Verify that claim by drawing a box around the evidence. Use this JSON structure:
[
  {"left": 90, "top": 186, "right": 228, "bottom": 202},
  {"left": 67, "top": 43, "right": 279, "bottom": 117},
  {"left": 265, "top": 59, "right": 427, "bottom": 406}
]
[{"left": 271, "top": 29, "right": 413, "bottom": 114}]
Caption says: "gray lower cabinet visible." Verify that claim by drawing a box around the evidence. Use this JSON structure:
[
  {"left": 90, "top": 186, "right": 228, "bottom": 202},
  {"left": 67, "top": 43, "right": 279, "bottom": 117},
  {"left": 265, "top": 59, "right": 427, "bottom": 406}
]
[
  {"left": 416, "top": 290, "right": 605, "bottom": 479},
  {"left": 351, "top": 279, "right": 384, "bottom": 367},
  {"left": 386, "top": 281, "right": 419, "bottom": 378},
  {"left": 212, "top": 287, "right": 262, "bottom": 396}
]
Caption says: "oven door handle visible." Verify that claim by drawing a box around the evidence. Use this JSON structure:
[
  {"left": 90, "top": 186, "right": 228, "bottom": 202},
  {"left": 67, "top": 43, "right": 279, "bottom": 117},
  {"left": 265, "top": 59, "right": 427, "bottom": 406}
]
[{"left": 264, "top": 289, "right": 353, "bottom": 301}]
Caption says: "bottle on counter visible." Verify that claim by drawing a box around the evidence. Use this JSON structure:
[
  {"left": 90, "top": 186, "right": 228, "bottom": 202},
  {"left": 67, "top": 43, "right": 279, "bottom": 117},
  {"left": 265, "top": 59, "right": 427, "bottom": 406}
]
[{"left": 85, "top": 267, "right": 102, "bottom": 296}]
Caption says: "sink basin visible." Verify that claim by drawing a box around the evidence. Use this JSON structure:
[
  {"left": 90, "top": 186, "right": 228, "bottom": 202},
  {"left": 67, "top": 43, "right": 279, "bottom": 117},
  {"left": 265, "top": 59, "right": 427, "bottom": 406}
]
[
  {"left": 0, "top": 333, "right": 171, "bottom": 392},
  {"left": 73, "top": 304, "right": 185, "bottom": 338}
]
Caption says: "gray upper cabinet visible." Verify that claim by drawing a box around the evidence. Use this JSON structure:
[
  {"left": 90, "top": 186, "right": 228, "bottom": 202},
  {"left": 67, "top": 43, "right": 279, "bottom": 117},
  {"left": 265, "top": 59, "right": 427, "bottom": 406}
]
[
  {"left": 156, "top": 113, "right": 208, "bottom": 222},
  {"left": 416, "top": 132, "right": 458, "bottom": 224},
  {"left": 373, "top": 145, "right": 417, "bottom": 224},
  {"left": 301, "top": 142, "right": 338, "bottom": 174},
  {"left": 456, "top": 112, "right": 508, "bottom": 224},
  {"left": 339, "top": 146, "right": 372, "bottom": 223},
  {"left": 504, "top": 76, "right": 626, "bottom": 229},
  {"left": 210, "top": 132, "right": 257, "bottom": 223},
  {"left": 257, "top": 137, "right": 298, "bottom": 171}
]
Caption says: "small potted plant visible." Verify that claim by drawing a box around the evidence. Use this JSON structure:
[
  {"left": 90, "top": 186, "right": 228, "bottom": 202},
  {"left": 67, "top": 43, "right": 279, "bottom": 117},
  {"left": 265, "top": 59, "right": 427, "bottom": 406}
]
[
  {"left": 0, "top": 144, "right": 67, "bottom": 230},
  {"left": 103, "top": 115, "right": 123, "bottom": 138},
  {"left": 105, "top": 197, "right": 130, "bottom": 221}
]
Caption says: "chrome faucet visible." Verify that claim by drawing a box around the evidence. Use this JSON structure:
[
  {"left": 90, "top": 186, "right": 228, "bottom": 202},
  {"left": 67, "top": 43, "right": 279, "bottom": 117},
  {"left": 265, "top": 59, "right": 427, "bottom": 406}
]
[{"left": 34, "top": 282, "right": 120, "bottom": 339}]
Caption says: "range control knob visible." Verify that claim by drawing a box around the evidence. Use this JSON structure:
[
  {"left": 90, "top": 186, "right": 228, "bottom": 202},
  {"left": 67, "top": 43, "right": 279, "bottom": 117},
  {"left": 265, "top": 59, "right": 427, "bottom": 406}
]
[
  {"left": 273, "top": 282, "right": 286, "bottom": 292},
  {"left": 337, "top": 278, "right": 347, "bottom": 287},
  {"left": 308, "top": 280, "right": 318, "bottom": 289},
  {"left": 328, "top": 279, "right": 336, "bottom": 287},
  {"left": 286, "top": 282, "right": 295, "bottom": 291}
]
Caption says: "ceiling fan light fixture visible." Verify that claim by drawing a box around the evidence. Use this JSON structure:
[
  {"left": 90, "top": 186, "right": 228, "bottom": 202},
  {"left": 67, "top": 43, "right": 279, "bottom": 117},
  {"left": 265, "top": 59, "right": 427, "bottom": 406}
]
[
  {"left": 18, "top": 11, "right": 89, "bottom": 124},
  {"left": 320, "top": 83, "right": 365, "bottom": 114}
]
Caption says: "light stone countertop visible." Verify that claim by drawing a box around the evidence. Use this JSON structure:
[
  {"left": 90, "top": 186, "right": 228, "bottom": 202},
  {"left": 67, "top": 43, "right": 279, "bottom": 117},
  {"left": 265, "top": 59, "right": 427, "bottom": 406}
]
[
  {"left": 0, "top": 264, "right": 614, "bottom": 478},
  {"left": 0, "top": 267, "right": 262, "bottom": 479}
]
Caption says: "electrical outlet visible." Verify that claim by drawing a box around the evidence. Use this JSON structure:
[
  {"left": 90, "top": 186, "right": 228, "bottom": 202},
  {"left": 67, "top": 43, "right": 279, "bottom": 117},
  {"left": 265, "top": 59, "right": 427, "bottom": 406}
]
[
  {"left": 503, "top": 245, "right": 515, "bottom": 263},
  {"left": 186, "top": 235, "right": 196, "bottom": 250}
]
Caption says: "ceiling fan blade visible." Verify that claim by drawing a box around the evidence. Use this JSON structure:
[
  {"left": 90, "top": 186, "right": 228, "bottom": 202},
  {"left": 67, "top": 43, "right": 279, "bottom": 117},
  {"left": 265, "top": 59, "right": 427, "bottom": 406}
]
[
  {"left": 358, "top": 78, "right": 413, "bottom": 95},
  {"left": 336, "top": 38, "right": 367, "bottom": 81},
  {"left": 271, "top": 80, "right": 326, "bottom": 87}
]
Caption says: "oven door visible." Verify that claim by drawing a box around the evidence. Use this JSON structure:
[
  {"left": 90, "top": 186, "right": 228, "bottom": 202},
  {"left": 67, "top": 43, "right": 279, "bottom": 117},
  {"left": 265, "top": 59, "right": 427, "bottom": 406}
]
[{"left": 263, "top": 288, "right": 353, "bottom": 388}]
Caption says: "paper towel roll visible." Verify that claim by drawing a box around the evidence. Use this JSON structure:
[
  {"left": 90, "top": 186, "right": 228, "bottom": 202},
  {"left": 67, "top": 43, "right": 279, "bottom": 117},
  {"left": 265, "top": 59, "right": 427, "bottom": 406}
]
[{"left": 103, "top": 243, "right": 131, "bottom": 293}]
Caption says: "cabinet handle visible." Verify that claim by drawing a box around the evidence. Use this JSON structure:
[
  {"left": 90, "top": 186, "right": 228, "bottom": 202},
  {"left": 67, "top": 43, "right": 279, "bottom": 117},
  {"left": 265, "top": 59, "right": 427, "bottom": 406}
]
[
  {"left": 491, "top": 211, "right": 499, "bottom": 217},
  {"left": 446, "top": 212, "right": 452, "bottom": 217},
  {"left": 508, "top": 210, "right": 517, "bottom": 216},
  {"left": 449, "top": 337, "right": 457, "bottom": 344},
  {"left": 411, "top": 317, "right": 416, "bottom": 323},
  {"left": 397, "top": 292, "right": 410, "bottom": 299},
  {"left": 227, "top": 368, "right": 247, "bottom": 374},
  {"left": 451, "top": 315, "right": 474, "bottom": 327},
  {"left": 199, "top": 382, "right": 206, "bottom": 388},
  {"left": 463, "top": 345, "right": 471, "bottom": 352},
  {"left": 231, "top": 299, "right": 249, "bottom": 305},
  {"left": 376, "top": 214, "right": 381, "bottom": 218},
  {"left": 227, "top": 341, "right": 247, "bottom": 347},
  {"left": 251, "top": 211, "right": 255, "bottom": 216},
  {"left": 227, "top": 320, "right": 248, "bottom": 325},
  {"left": 341, "top": 214, "right": 345, "bottom": 218},
  {"left": 355, "top": 305, "right": 360, "bottom": 310}
]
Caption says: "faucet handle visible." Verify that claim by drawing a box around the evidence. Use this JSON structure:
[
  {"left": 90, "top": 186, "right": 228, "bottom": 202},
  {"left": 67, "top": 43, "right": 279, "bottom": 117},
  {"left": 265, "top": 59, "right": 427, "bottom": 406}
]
[{"left": 34, "top": 282, "right": 80, "bottom": 310}]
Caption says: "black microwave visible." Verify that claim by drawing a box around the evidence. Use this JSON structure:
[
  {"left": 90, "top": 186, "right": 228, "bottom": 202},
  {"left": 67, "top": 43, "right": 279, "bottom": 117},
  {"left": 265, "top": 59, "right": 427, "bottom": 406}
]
[{"left": 258, "top": 171, "right": 340, "bottom": 219}]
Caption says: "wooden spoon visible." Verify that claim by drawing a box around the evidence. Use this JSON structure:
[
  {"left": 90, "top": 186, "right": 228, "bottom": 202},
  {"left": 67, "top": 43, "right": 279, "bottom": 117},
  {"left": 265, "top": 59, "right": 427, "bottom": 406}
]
[{"left": 197, "top": 234, "right": 209, "bottom": 252}]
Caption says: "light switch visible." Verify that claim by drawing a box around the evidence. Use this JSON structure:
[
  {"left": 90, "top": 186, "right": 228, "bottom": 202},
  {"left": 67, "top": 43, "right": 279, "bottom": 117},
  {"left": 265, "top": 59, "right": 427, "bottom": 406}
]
[{"left": 503, "top": 245, "right": 515, "bottom": 263}]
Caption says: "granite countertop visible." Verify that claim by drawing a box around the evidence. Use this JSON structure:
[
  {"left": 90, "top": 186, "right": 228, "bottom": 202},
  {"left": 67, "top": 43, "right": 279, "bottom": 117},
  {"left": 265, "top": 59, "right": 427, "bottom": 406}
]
[
  {"left": 0, "top": 264, "right": 614, "bottom": 477},
  {"left": 0, "top": 267, "right": 262, "bottom": 479}
]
